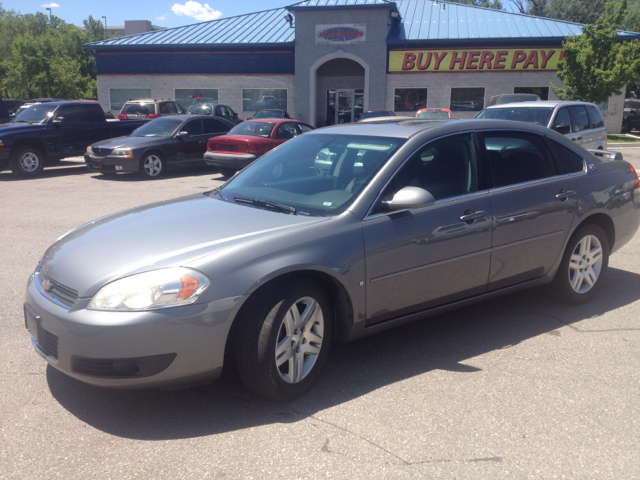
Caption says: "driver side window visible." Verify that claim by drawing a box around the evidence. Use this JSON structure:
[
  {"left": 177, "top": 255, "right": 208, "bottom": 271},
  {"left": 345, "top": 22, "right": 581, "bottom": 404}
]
[{"left": 375, "top": 134, "right": 478, "bottom": 214}]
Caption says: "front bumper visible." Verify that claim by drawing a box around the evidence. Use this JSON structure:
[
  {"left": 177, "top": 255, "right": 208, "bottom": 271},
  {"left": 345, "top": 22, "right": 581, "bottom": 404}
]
[
  {"left": 25, "top": 268, "right": 240, "bottom": 389},
  {"left": 84, "top": 153, "right": 141, "bottom": 173},
  {"left": 203, "top": 151, "right": 257, "bottom": 170}
]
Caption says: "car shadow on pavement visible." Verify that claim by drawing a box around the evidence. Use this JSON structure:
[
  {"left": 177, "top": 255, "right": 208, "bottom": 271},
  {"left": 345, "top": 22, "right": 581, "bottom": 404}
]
[
  {"left": 47, "top": 267, "right": 640, "bottom": 440},
  {"left": 0, "top": 161, "right": 90, "bottom": 180},
  {"left": 89, "top": 165, "right": 224, "bottom": 182}
]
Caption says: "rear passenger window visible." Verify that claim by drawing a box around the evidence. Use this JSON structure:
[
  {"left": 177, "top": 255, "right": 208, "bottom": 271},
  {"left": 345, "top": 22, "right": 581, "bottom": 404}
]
[
  {"left": 482, "top": 133, "right": 556, "bottom": 187},
  {"left": 586, "top": 105, "right": 605, "bottom": 128},
  {"left": 569, "top": 106, "right": 590, "bottom": 132},
  {"left": 548, "top": 140, "right": 585, "bottom": 173},
  {"left": 203, "top": 118, "right": 228, "bottom": 134},
  {"left": 552, "top": 108, "right": 571, "bottom": 129},
  {"left": 160, "top": 102, "right": 178, "bottom": 114},
  {"left": 182, "top": 119, "right": 204, "bottom": 135}
]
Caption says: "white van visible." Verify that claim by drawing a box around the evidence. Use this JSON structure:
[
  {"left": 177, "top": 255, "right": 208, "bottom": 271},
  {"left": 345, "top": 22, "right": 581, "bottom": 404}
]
[{"left": 476, "top": 101, "right": 607, "bottom": 149}]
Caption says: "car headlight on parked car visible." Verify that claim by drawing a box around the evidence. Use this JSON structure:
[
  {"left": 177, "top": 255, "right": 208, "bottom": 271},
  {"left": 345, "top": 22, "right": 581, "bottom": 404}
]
[
  {"left": 112, "top": 148, "right": 134, "bottom": 159},
  {"left": 88, "top": 267, "right": 211, "bottom": 311},
  {"left": 86, "top": 146, "right": 93, "bottom": 154}
]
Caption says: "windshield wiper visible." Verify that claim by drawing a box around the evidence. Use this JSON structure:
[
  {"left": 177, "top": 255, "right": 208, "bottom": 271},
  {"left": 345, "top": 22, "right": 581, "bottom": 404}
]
[{"left": 234, "top": 197, "right": 296, "bottom": 215}]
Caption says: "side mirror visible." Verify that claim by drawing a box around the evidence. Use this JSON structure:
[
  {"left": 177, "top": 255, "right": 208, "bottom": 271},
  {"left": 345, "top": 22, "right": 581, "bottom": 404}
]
[
  {"left": 382, "top": 186, "right": 435, "bottom": 211},
  {"left": 176, "top": 131, "right": 190, "bottom": 139},
  {"left": 553, "top": 124, "right": 571, "bottom": 135}
]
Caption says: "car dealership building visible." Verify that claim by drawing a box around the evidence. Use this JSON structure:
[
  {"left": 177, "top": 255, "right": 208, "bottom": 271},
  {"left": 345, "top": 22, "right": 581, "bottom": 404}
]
[{"left": 84, "top": 0, "right": 640, "bottom": 132}]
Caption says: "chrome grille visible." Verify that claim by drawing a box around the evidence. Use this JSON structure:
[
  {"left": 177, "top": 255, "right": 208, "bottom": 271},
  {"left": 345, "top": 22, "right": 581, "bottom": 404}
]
[{"left": 36, "top": 269, "right": 78, "bottom": 309}]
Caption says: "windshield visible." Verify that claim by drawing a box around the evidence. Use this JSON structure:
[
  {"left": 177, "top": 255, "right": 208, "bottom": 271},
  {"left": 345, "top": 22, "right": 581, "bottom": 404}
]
[
  {"left": 188, "top": 104, "right": 213, "bottom": 115},
  {"left": 475, "top": 107, "right": 555, "bottom": 126},
  {"left": 131, "top": 118, "right": 183, "bottom": 137},
  {"left": 14, "top": 104, "right": 56, "bottom": 124},
  {"left": 253, "top": 111, "right": 283, "bottom": 119},
  {"left": 228, "top": 122, "right": 276, "bottom": 138},
  {"left": 416, "top": 110, "right": 450, "bottom": 119},
  {"left": 217, "top": 133, "right": 405, "bottom": 217}
]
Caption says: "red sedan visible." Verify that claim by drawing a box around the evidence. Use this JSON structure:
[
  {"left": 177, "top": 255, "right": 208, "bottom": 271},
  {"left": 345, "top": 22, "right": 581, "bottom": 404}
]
[{"left": 204, "top": 118, "right": 314, "bottom": 176}]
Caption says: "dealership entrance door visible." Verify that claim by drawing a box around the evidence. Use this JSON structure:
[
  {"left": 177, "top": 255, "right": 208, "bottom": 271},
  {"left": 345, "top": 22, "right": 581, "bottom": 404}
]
[{"left": 326, "top": 89, "right": 364, "bottom": 125}]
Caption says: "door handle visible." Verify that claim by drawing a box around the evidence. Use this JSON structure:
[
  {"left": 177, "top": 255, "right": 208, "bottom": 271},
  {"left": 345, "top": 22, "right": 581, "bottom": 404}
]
[
  {"left": 556, "top": 189, "right": 576, "bottom": 200},
  {"left": 460, "top": 210, "right": 485, "bottom": 223}
]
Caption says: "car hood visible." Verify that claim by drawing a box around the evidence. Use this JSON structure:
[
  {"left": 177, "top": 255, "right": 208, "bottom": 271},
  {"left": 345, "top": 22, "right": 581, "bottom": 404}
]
[
  {"left": 40, "top": 194, "right": 327, "bottom": 298},
  {"left": 91, "top": 135, "right": 170, "bottom": 149},
  {"left": 0, "top": 122, "right": 46, "bottom": 134}
]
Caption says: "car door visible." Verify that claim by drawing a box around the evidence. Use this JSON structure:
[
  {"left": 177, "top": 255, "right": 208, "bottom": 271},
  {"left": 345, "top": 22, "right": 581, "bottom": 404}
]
[
  {"left": 566, "top": 105, "right": 593, "bottom": 147},
  {"left": 363, "top": 133, "right": 493, "bottom": 325},
  {"left": 46, "top": 105, "right": 107, "bottom": 157},
  {"left": 275, "top": 122, "right": 300, "bottom": 144},
  {"left": 201, "top": 118, "right": 231, "bottom": 159},
  {"left": 480, "top": 131, "right": 577, "bottom": 290},
  {"left": 177, "top": 118, "right": 207, "bottom": 162},
  {"left": 586, "top": 105, "right": 607, "bottom": 149}
]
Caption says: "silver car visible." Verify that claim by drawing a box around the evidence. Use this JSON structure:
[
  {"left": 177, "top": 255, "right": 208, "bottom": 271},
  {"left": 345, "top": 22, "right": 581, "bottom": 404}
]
[
  {"left": 24, "top": 119, "right": 639, "bottom": 400},
  {"left": 476, "top": 101, "right": 608, "bottom": 149}
]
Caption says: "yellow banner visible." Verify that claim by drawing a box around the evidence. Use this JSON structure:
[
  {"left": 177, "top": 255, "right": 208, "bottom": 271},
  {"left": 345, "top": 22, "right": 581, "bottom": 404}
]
[{"left": 389, "top": 48, "right": 565, "bottom": 73}]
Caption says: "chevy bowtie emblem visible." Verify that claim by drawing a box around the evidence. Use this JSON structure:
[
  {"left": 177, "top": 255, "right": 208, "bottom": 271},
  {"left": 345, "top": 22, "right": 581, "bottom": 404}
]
[{"left": 42, "top": 280, "right": 53, "bottom": 291}]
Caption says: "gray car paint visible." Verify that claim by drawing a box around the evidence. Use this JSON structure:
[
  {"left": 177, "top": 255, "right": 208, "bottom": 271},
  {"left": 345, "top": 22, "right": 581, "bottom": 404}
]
[{"left": 25, "top": 119, "right": 640, "bottom": 389}]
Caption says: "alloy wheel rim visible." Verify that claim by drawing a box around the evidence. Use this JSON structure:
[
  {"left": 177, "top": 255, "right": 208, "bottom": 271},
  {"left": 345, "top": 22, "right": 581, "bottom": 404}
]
[
  {"left": 274, "top": 296, "right": 324, "bottom": 384},
  {"left": 568, "top": 234, "right": 603, "bottom": 294},
  {"left": 20, "top": 152, "right": 40, "bottom": 172},
  {"left": 143, "top": 155, "right": 162, "bottom": 176}
]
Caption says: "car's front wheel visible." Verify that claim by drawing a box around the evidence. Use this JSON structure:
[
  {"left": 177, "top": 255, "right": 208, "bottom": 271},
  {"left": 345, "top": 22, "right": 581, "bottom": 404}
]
[
  {"left": 235, "top": 281, "right": 333, "bottom": 400},
  {"left": 139, "top": 152, "right": 165, "bottom": 178},
  {"left": 554, "top": 223, "right": 609, "bottom": 303}
]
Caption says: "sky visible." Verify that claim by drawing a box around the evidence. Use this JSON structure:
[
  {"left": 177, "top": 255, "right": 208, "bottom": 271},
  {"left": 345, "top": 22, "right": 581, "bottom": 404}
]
[{"left": 1, "top": 0, "right": 292, "bottom": 29}]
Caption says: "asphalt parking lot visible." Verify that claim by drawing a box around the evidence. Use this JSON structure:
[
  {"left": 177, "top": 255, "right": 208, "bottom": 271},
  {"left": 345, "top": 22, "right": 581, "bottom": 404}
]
[{"left": 1, "top": 150, "right": 640, "bottom": 479}]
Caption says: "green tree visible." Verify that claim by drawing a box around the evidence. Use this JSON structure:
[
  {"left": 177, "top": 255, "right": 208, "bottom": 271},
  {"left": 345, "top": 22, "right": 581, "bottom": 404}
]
[
  {"left": 543, "top": 0, "right": 610, "bottom": 25},
  {"left": 552, "top": 0, "right": 640, "bottom": 103}
]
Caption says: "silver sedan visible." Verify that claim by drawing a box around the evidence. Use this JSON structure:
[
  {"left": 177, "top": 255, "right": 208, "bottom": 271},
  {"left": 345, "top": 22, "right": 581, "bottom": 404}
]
[{"left": 24, "top": 119, "right": 640, "bottom": 400}]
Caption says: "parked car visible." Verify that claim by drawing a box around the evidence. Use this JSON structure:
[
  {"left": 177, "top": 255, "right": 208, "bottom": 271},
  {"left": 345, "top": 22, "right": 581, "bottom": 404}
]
[
  {"left": 187, "top": 103, "right": 242, "bottom": 125},
  {"left": 250, "top": 109, "right": 292, "bottom": 120},
  {"left": 85, "top": 115, "right": 234, "bottom": 178},
  {"left": 118, "top": 99, "right": 186, "bottom": 120},
  {"left": 25, "top": 119, "right": 640, "bottom": 400},
  {"left": 415, "top": 108, "right": 452, "bottom": 119},
  {"left": 622, "top": 98, "right": 640, "bottom": 132},
  {"left": 475, "top": 101, "right": 607, "bottom": 149},
  {"left": 485, "top": 93, "right": 541, "bottom": 107},
  {"left": 204, "top": 119, "right": 314, "bottom": 176},
  {"left": 0, "top": 101, "right": 148, "bottom": 177},
  {"left": 357, "top": 111, "right": 395, "bottom": 121}
]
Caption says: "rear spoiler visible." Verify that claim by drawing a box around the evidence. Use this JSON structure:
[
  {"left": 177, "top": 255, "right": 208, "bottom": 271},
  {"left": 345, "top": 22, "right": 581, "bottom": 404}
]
[{"left": 587, "top": 148, "right": 624, "bottom": 161}]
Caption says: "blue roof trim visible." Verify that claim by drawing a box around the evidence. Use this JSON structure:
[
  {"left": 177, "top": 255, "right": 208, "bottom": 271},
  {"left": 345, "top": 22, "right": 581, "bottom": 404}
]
[
  {"left": 84, "top": 0, "right": 640, "bottom": 51},
  {"left": 84, "top": 7, "right": 295, "bottom": 50}
]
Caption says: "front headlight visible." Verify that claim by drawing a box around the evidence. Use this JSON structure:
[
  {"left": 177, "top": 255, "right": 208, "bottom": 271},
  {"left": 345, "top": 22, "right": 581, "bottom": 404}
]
[
  {"left": 88, "top": 267, "right": 211, "bottom": 311},
  {"left": 86, "top": 146, "right": 93, "bottom": 154},
  {"left": 112, "top": 148, "right": 134, "bottom": 158}
]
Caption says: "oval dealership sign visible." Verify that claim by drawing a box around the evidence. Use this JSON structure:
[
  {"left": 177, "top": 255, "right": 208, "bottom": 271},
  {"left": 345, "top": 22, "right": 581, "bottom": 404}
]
[{"left": 316, "top": 24, "right": 366, "bottom": 45}]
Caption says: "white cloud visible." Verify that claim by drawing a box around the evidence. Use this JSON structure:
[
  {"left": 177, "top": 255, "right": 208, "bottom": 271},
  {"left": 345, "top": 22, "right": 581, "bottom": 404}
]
[
  {"left": 156, "top": 15, "right": 166, "bottom": 21},
  {"left": 171, "top": 1, "right": 222, "bottom": 21},
  {"left": 42, "top": 3, "right": 60, "bottom": 7}
]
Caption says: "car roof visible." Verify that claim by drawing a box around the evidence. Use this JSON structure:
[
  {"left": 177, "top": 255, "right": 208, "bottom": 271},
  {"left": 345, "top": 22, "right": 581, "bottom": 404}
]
[
  {"left": 310, "top": 118, "right": 558, "bottom": 139},
  {"left": 485, "top": 100, "right": 596, "bottom": 109},
  {"left": 242, "top": 118, "right": 303, "bottom": 124}
]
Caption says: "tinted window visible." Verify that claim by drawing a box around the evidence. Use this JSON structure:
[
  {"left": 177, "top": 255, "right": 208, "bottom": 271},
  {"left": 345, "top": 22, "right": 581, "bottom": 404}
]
[
  {"left": 85, "top": 105, "right": 105, "bottom": 122},
  {"left": 482, "top": 133, "right": 556, "bottom": 187},
  {"left": 548, "top": 140, "right": 585, "bottom": 174},
  {"left": 182, "top": 119, "right": 204, "bottom": 136},
  {"left": 175, "top": 103, "right": 185, "bottom": 114},
  {"left": 552, "top": 108, "right": 571, "bottom": 129},
  {"left": 276, "top": 123, "right": 299, "bottom": 140},
  {"left": 56, "top": 106, "right": 89, "bottom": 123},
  {"left": 122, "top": 103, "right": 150, "bottom": 116},
  {"left": 377, "top": 134, "right": 478, "bottom": 208},
  {"left": 569, "top": 106, "right": 590, "bottom": 132},
  {"left": 586, "top": 105, "right": 605, "bottom": 128},
  {"left": 131, "top": 118, "right": 183, "bottom": 137},
  {"left": 297, "top": 123, "right": 314, "bottom": 133},
  {"left": 160, "top": 102, "right": 178, "bottom": 114},
  {"left": 203, "top": 118, "right": 229, "bottom": 134}
]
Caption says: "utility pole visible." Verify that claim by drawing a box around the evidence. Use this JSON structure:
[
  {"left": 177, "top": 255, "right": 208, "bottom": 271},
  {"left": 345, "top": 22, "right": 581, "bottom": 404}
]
[
  {"left": 46, "top": 7, "right": 52, "bottom": 19},
  {"left": 102, "top": 16, "right": 108, "bottom": 37}
]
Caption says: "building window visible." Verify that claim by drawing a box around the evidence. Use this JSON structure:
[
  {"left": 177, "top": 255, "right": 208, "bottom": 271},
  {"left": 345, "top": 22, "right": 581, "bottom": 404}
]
[
  {"left": 450, "top": 87, "right": 484, "bottom": 112},
  {"left": 242, "top": 89, "right": 287, "bottom": 112},
  {"left": 109, "top": 88, "right": 151, "bottom": 112},
  {"left": 514, "top": 87, "right": 549, "bottom": 100},
  {"left": 175, "top": 89, "right": 219, "bottom": 109},
  {"left": 394, "top": 88, "right": 427, "bottom": 112}
]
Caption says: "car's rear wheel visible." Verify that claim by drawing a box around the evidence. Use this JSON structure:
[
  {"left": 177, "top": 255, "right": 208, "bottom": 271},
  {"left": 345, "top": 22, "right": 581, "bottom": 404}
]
[
  {"left": 139, "top": 152, "right": 164, "bottom": 179},
  {"left": 11, "top": 145, "right": 45, "bottom": 178},
  {"left": 235, "top": 281, "right": 333, "bottom": 400},
  {"left": 553, "top": 223, "right": 609, "bottom": 303}
]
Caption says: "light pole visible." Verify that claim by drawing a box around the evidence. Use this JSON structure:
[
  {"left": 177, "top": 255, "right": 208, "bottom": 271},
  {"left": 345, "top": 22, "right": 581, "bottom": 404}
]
[
  {"left": 102, "top": 16, "right": 107, "bottom": 35},
  {"left": 46, "top": 7, "right": 51, "bottom": 19}
]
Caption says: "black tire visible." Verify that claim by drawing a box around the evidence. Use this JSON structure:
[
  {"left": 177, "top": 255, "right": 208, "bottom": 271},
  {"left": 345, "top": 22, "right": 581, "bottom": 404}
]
[
  {"left": 139, "top": 152, "right": 165, "bottom": 179},
  {"left": 219, "top": 168, "right": 236, "bottom": 178},
  {"left": 10, "top": 145, "right": 45, "bottom": 178},
  {"left": 553, "top": 223, "right": 609, "bottom": 303},
  {"left": 235, "top": 281, "right": 333, "bottom": 401}
]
